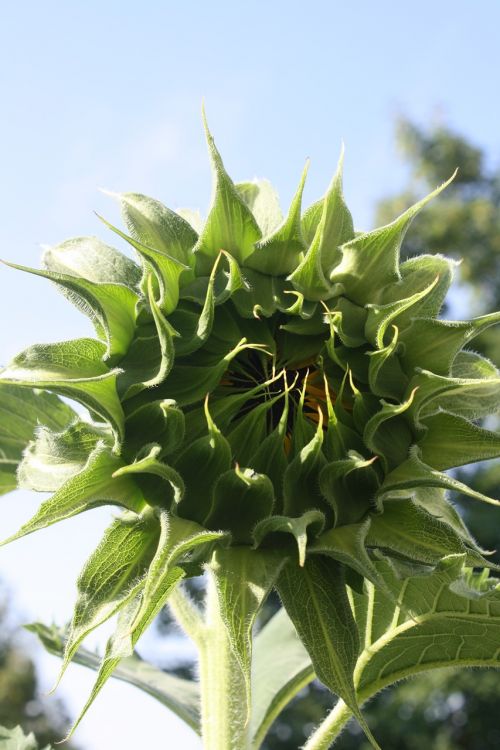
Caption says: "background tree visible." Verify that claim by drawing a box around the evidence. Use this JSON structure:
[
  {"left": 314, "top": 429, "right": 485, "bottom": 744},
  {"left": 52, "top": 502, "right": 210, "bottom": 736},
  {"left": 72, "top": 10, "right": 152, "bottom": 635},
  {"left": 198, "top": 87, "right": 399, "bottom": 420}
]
[
  {"left": 0, "top": 587, "right": 80, "bottom": 748},
  {"left": 376, "top": 118, "right": 500, "bottom": 312}
]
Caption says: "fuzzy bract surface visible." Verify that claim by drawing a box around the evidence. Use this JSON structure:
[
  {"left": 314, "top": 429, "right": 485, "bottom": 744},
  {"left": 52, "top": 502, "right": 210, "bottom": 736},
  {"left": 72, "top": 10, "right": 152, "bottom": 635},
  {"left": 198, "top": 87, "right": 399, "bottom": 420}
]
[{"left": 2, "top": 117, "right": 500, "bottom": 740}]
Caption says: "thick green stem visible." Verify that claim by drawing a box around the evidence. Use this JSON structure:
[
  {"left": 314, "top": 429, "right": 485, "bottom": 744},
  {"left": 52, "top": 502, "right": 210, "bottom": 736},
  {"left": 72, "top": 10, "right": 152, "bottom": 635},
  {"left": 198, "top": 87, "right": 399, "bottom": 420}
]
[
  {"left": 198, "top": 575, "right": 251, "bottom": 750},
  {"left": 302, "top": 699, "right": 353, "bottom": 750}
]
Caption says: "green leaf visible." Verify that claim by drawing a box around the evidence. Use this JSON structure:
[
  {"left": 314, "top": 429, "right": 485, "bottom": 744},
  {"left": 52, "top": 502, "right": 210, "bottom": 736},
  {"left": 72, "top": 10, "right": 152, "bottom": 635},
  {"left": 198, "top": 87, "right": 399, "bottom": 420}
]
[
  {"left": 322, "top": 376, "right": 365, "bottom": 461},
  {"left": 42, "top": 236, "right": 142, "bottom": 288},
  {"left": 174, "top": 400, "right": 232, "bottom": 524},
  {"left": 226, "top": 389, "right": 285, "bottom": 466},
  {"left": 236, "top": 179, "right": 283, "bottom": 236},
  {"left": 65, "top": 570, "right": 184, "bottom": 740},
  {"left": 113, "top": 445, "right": 185, "bottom": 508},
  {"left": 0, "top": 338, "right": 125, "bottom": 448},
  {"left": 98, "top": 213, "right": 189, "bottom": 315},
  {"left": 363, "top": 389, "right": 417, "bottom": 471},
  {"left": 169, "top": 253, "right": 223, "bottom": 357},
  {"left": 283, "top": 410, "right": 327, "bottom": 516},
  {"left": 4, "top": 260, "right": 139, "bottom": 360},
  {"left": 18, "top": 420, "right": 105, "bottom": 492},
  {"left": 451, "top": 348, "right": 499, "bottom": 379},
  {"left": 380, "top": 445, "right": 500, "bottom": 508},
  {"left": 366, "top": 498, "right": 487, "bottom": 567},
  {"left": 316, "top": 146, "right": 355, "bottom": 271},
  {"left": 1, "top": 444, "right": 145, "bottom": 545},
  {"left": 0, "top": 383, "right": 75, "bottom": 495},
  {"left": 115, "top": 191, "right": 198, "bottom": 264},
  {"left": 215, "top": 250, "right": 251, "bottom": 303},
  {"left": 326, "top": 297, "right": 367, "bottom": 348},
  {"left": 399, "top": 310, "right": 500, "bottom": 376},
  {"left": 251, "top": 607, "right": 313, "bottom": 748},
  {"left": 289, "top": 147, "right": 354, "bottom": 298},
  {"left": 247, "top": 393, "right": 289, "bottom": 505},
  {"left": 206, "top": 466, "right": 274, "bottom": 545},
  {"left": 319, "top": 452, "right": 380, "bottom": 526},
  {"left": 278, "top": 326, "right": 326, "bottom": 370},
  {"left": 287, "top": 230, "right": 332, "bottom": 301},
  {"left": 379, "top": 253, "right": 455, "bottom": 325},
  {"left": 27, "top": 621, "right": 200, "bottom": 733},
  {"left": 364, "top": 276, "right": 439, "bottom": 349},
  {"left": 418, "top": 410, "right": 500, "bottom": 469},
  {"left": 253, "top": 510, "right": 325, "bottom": 566},
  {"left": 406, "top": 367, "right": 500, "bottom": 426},
  {"left": 350, "top": 377, "right": 380, "bottom": 433},
  {"left": 410, "top": 486, "right": 485, "bottom": 553},
  {"left": 207, "top": 546, "right": 286, "bottom": 716},
  {"left": 301, "top": 199, "right": 322, "bottom": 245},
  {"left": 130, "top": 512, "right": 227, "bottom": 631},
  {"left": 353, "top": 556, "right": 500, "bottom": 699},
  {"left": 245, "top": 163, "right": 308, "bottom": 275},
  {"left": 277, "top": 556, "right": 381, "bottom": 749},
  {"left": 231, "top": 267, "right": 285, "bottom": 318},
  {"left": 124, "top": 398, "right": 185, "bottom": 458},
  {"left": 194, "top": 111, "right": 261, "bottom": 273},
  {"left": 279, "top": 309, "right": 327, "bottom": 337},
  {"left": 67, "top": 512, "right": 226, "bottom": 738},
  {"left": 310, "top": 519, "right": 388, "bottom": 591},
  {"left": 330, "top": 174, "right": 456, "bottom": 305},
  {"left": 56, "top": 510, "right": 160, "bottom": 686},
  {"left": 117, "top": 276, "right": 175, "bottom": 399},
  {"left": 304, "top": 557, "right": 500, "bottom": 748},
  {"left": 176, "top": 207, "right": 204, "bottom": 234},
  {"left": 157, "top": 337, "right": 266, "bottom": 406},
  {"left": 367, "top": 324, "right": 408, "bottom": 400},
  {"left": 182, "top": 387, "right": 259, "bottom": 444}
]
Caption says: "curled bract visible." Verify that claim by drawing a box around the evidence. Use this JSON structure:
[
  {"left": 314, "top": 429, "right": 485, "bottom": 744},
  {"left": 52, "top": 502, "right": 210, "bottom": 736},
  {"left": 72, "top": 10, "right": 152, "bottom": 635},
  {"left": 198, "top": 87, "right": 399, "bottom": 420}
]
[{"left": 2, "top": 114, "right": 500, "bottom": 744}]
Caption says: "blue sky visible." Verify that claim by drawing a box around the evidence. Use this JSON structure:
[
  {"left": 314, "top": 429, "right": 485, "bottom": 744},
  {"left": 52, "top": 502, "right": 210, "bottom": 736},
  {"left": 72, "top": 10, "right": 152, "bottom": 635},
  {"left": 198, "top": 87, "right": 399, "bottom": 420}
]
[{"left": 1, "top": 2, "right": 499, "bottom": 748}]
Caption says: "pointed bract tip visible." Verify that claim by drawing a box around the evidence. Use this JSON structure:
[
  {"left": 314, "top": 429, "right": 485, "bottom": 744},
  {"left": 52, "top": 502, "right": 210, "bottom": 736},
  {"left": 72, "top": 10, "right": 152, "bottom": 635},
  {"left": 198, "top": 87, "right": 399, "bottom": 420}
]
[
  {"left": 299, "top": 158, "right": 310, "bottom": 186},
  {"left": 336, "top": 141, "right": 346, "bottom": 172},
  {"left": 203, "top": 393, "right": 218, "bottom": 433},
  {"left": 56, "top": 734, "right": 72, "bottom": 746},
  {"left": 98, "top": 187, "right": 121, "bottom": 200},
  {"left": 315, "top": 405, "right": 324, "bottom": 431},
  {"left": 46, "top": 672, "right": 63, "bottom": 696},
  {"left": 201, "top": 100, "right": 212, "bottom": 140},
  {"left": 348, "top": 369, "right": 360, "bottom": 396},
  {"left": 93, "top": 210, "right": 107, "bottom": 225},
  {"left": 435, "top": 168, "right": 459, "bottom": 194}
]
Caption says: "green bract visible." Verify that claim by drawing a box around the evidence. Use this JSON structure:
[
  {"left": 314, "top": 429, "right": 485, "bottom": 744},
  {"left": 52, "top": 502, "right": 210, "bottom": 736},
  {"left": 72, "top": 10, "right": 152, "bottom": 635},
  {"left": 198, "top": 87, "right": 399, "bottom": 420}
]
[{"left": 2, "top": 114, "right": 500, "bottom": 747}]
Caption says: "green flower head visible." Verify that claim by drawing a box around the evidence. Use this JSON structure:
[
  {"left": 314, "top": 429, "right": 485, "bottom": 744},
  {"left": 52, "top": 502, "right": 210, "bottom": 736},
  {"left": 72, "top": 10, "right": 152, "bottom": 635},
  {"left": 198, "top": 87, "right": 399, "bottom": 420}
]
[{"left": 2, "top": 111, "right": 500, "bottom": 739}]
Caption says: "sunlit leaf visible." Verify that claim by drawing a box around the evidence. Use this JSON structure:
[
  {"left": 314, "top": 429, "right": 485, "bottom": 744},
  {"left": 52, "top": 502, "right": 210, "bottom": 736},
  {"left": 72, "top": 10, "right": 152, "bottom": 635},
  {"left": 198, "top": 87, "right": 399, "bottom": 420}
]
[{"left": 0, "top": 383, "right": 75, "bottom": 495}]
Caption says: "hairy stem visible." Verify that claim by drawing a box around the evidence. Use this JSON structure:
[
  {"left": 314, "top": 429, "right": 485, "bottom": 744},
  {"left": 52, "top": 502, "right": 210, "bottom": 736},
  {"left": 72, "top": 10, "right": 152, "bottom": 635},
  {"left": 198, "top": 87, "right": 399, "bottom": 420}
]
[
  {"left": 168, "top": 584, "right": 205, "bottom": 645},
  {"left": 302, "top": 699, "right": 353, "bottom": 750},
  {"left": 198, "top": 575, "right": 251, "bottom": 750}
]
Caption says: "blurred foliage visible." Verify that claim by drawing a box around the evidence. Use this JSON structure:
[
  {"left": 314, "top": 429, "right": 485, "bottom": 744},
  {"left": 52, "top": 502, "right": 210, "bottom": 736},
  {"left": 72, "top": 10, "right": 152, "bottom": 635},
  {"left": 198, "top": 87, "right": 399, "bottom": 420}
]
[
  {"left": 376, "top": 118, "right": 500, "bottom": 321},
  {"left": 0, "top": 591, "right": 79, "bottom": 749},
  {"left": 334, "top": 669, "right": 500, "bottom": 750}
]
